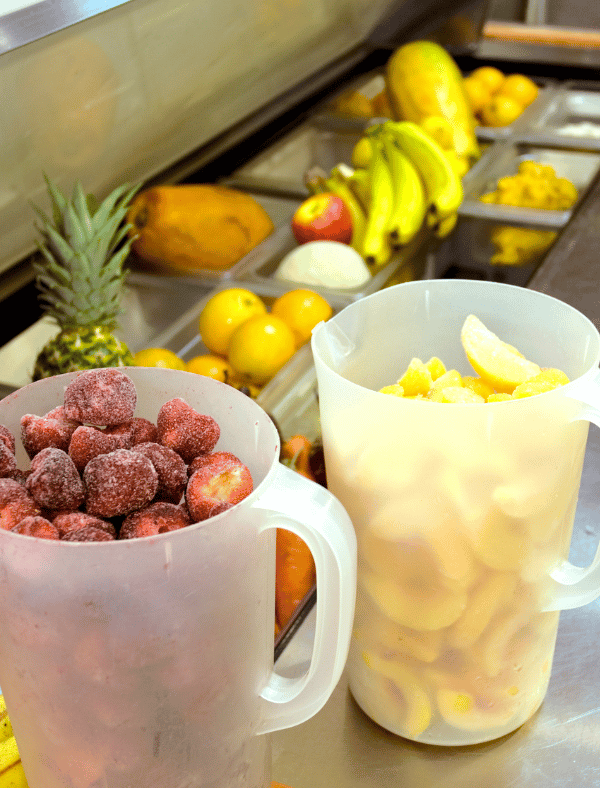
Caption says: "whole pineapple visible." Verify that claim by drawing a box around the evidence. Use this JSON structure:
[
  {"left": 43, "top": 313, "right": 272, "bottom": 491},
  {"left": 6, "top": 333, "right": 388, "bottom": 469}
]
[{"left": 32, "top": 175, "right": 139, "bottom": 380}]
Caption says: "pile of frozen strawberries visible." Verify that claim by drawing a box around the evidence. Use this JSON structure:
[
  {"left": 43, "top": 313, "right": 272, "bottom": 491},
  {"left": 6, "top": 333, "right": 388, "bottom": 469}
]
[{"left": 0, "top": 369, "right": 254, "bottom": 541}]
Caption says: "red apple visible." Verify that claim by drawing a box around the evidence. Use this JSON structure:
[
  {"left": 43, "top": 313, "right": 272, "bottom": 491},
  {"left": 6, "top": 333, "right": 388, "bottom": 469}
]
[{"left": 291, "top": 192, "right": 353, "bottom": 245}]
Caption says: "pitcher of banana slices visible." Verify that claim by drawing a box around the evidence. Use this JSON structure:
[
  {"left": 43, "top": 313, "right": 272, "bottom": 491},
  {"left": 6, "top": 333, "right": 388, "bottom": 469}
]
[{"left": 312, "top": 279, "right": 600, "bottom": 745}]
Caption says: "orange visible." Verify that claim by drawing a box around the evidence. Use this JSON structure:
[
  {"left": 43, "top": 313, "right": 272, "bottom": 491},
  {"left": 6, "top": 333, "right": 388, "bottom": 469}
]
[
  {"left": 462, "top": 76, "right": 492, "bottom": 115},
  {"left": 228, "top": 314, "right": 296, "bottom": 384},
  {"left": 271, "top": 289, "right": 333, "bottom": 348},
  {"left": 186, "top": 354, "right": 235, "bottom": 382},
  {"left": 198, "top": 288, "right": 267, "bottom": 355},
  {"left": 498, "top": 74, "right": 539, "bottom": 108},
  {"left": 480, "top": 95, "right": 523, "bottom": 127},
  {"left": 469, "top": 66, "right": 505, "bottom": 94},
  {"left": 132, "top": 347, "right": 186, "bottom": 370}
]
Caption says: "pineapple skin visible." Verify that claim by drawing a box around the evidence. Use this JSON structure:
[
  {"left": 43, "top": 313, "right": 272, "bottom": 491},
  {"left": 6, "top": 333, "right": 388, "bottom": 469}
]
[{"left": 33, "top": 326, "right": 134, "bottom": 380}]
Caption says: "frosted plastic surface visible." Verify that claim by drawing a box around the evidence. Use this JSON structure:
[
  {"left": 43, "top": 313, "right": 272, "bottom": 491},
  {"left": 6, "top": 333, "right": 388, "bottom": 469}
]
[
  {"left": 312, "top": 279, "right": 600, "bottom": 745},
  {"left": 0, "top": 367, "right": 356, "bottom": 787}
]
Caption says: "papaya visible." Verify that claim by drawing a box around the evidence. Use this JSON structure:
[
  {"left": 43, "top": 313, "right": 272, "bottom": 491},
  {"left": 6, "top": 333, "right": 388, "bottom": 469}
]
[
  {"left": 386, "top": 41, "right": 480, "bottom": 163},
  {"left": 127, "top": 184, "right": 274, "bottom": 273}
]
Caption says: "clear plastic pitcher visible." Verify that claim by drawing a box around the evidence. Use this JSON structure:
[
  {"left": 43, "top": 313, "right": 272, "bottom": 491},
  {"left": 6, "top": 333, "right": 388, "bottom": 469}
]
[
  {"left": 0, "top": 367, "right": 356, "bottom": 787},
  {"left": 311, "top": 279, "right": 600, "bottom": 746}
]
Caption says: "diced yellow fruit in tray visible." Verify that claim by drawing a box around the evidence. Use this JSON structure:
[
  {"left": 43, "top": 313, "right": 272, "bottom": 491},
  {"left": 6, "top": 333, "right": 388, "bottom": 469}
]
[
  {"left": 512, "top": 368, "right": 570, "bottom": 398},
  {"left": 425, "top": 356, "right": 446, "bottom": 380},
  {"left": 460, "top": 314, "right": 541, "bottom": 393}
]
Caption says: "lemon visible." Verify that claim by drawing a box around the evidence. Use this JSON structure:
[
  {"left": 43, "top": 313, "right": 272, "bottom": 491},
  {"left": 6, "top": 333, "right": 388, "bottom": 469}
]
[
  {"left": 198, "top": 288, "right": 267, "bottom": 356},
  {"left": 463, "top": 76, "right": 492, "bottom": 115},
  {"left": 271, "top": 289, "right": 333, "bottom": 348},
  {"left": 469, "top": 66, "right": 505, "bottom": 94},
  {"left": 480, "top": 95, "right": 523, "bottom": 127},
  {"left": 461, "top": 315, "right": 540, "bottom": 393},
  {"left": 186, "top": 354, "right": 235, "bottom": 382},
  {"left": 498, "top": 74, "right": 539, "bottom": 108},
  {"left": 133, "top": 348, "right": 186, "bottom": 369},
  {"left": 228, "top": 314, "right": 296, "bottom": 384}
]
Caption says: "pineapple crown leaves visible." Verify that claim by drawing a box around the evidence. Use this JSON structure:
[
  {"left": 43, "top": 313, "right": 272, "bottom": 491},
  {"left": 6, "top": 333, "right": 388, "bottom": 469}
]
[{"left": 31, "top": 175, "right": 140, "bottom": 329}]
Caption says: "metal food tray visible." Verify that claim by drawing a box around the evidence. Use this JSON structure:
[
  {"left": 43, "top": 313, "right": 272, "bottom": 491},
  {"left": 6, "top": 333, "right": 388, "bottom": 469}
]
[
  {"left": 226, "top": 118, "right": 368, "bottom": 198},
  {"left": 459, "top": 141, "right": 600, "bottom": 228},
  {"left": 0, "top": 271, "right": 214, "bottom": 393},
  {"left": 236, "top": 223, "right": 430, "bottom": 303},
  {"left": 128, "top": 191, "right": 301, "bottom": 283},
  {"left": 516, "top": 82, "right": 600, "bottom": 151},
  {"left": 472, "top": 79, "right": 559, "bottom": 141}
]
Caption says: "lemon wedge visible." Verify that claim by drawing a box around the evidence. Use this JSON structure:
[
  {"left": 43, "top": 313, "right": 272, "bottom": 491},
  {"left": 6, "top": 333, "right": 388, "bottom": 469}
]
[{"left": 461, "top": 315, "right": 541, "bottom": 394}]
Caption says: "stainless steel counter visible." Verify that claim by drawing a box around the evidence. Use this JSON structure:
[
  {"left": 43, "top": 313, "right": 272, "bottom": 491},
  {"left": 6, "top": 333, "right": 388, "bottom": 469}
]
[{"left": 271, "top": 177, "right": 600, "bottom": 787}]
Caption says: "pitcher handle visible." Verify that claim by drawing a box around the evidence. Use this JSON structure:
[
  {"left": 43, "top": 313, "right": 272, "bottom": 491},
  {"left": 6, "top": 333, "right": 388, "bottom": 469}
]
[
  {"left": 543, "top": 371, "right": 600, "bottom": 611},
  {"left": 251, "top": 462, "right": 356, "bottom": 734}
]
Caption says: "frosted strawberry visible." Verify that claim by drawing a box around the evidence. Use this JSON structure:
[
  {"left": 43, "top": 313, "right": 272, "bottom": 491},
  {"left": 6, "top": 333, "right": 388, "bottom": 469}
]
[
  {"left": 11, "top": 515, "right": 60, "bottom": 540},
  {"left": 105, "top": 417, "right": 158, "bottom": 446},
  {"left": 84, "top": 449, "right": 158, "bottom": 517},
  {"left": 21, "top": 408, "right": 79, "bottom": 458},
  {"left": 0, "top": 441, "right": 17, "bottom": 478},
  {"left": 0, "top": 478, "right": 42, "bottom": 530},
  {"left": 120, "top": 501, "right": 191, "bottom": 539},
  {"left": 68, "top": 425, "right": 131, "bottom": 471},
  {"left": 186, "top": 451, "right": 253, "bottom": 521},
  {"left": 52, "top": 511, "right": 116, "bottom": 539},
  {"left": 26, "top": 447, "right": 85, "bottom": 512},
  {"left": 131, "top": 442, "right": 187, "bottom": 504},
  {"left": 157, "top": 398, "right": 219, "bottom": 463},
  {"left": 63, "top": 369, "right": 136, "bottom": 426}
]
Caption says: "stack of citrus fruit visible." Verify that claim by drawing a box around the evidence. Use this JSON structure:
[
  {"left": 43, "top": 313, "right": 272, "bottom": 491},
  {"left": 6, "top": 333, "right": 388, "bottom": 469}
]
[
  {"left": 462, "top": 66, "right": 539, "bottom": 128},
  {"left": 190, "top": 287, "right": 333, "bottom": 393}
]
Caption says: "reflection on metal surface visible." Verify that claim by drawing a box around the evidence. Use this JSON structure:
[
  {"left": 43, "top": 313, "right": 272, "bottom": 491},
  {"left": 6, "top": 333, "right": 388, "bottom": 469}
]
[{"left": 0, "top": 0, "right": 132, "bottom": 54}]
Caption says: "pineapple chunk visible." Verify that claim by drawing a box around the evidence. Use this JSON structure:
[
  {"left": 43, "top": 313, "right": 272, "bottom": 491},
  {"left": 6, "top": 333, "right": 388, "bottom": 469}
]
[
  {"left": 379, "top": 383, "right": 405, "bottom": 397},
  {"left": 487, "top": 392, "right": 513, "bottom": 402},
  {"left": 429, "top": 386, "right": 484, "bottom": 404},
  {"left": 429, "top": 369, "right": 463, "bottom": 391},
  {"left": 397, "top": 358, "right": 433, "bottom": 396},
  {"left": 512, "top": 368, "right": 569, "bottom": 398},
  {"left": 425, "top": 356, "right": 446, "bottom": 381},
  {"left": 462, "top": 375, "right": 495, "bottom": 399}
]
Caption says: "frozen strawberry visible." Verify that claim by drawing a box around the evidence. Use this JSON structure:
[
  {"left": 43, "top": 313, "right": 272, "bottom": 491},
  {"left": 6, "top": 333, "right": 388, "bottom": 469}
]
[
  {"left": 0, "top": 478, "right": 41, "bottom": 530},
  {"left": 52, "top": 510, "right": 116, "bottom": 539},
  {"left": 157, "top": 398, "right": 220, "bottom": 463},
  {"left": 61, "top": 525, "right": 115, "bottom": 542},
  {"left": 63, "top": 369, "right": 136, "bottom": 426},
  {"left": 105, "top": 417, "right": 158, "bottom": 446},
  {"left": 21, "top": 409, "right": 80, "bottom": 459},
  {"left": 68, "top": 425, "right": 131, "bottom": 471},
  {"left": 11, "top": 468, "right": 31, "bottom": 486},
  {"left": 84, "top": 449, "right": 158, "bottom": 518},
  {"left": 26, "top": 447, "right": 85, "bottom": 512},
  {"left": 131, "top": 442, "right": 187, "bottom": 504},
  {"left": 0, "top": 441, "right": 17, "bottom": 478},
  {"left": 186, "top": 451, "right": 253, "bottom": 521},
  {"left": 0, "top": 425, "right": 15, "bottom": 454},
  {"left": 120, "top": 501, "right": 191, "bottom": 539},
  {"left": 11, "top": 515, "right": 60, "bottom": 540}
]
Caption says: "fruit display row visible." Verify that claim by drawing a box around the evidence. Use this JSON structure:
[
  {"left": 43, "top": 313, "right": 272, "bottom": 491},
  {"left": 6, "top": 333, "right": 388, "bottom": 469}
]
[{"left": 328, "top": 41, "right": 543, "bottom": 134}]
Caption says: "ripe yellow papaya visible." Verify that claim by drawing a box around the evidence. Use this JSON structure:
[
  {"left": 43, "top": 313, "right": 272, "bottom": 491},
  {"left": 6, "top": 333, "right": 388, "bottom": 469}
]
[
  {"left": 386, "top": 41, "right": 480, "bottom": 163},
  {"left": 127, "top": 184, "right": 274, "bottom": 273}
]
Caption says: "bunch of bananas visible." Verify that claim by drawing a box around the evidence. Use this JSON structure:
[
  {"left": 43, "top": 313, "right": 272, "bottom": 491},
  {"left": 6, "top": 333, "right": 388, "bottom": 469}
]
[
  {"left": 308, "top": 120, "right": 464, "bottom": 269},
  {"left": 0, "top": 697, "right": 27, "bottom": 787}
]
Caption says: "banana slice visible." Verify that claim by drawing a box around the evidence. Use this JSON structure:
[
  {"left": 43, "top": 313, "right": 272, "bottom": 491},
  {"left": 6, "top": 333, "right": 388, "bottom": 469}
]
[
  {"left": 447, "top": 571, "right": 518, "bottom": 649},
  {"left": 436, "top": 687, "right": 516, "bottom": 733},
  {"left": 353, "top": 603, "right": 443, "bottom": 663},
  {"left": 362, "top": 649, "right": 432, "bottom": 738},
  {"left": 469, "top": 608, "right": 534, "bottom": 678},
  {"left": 467, "top": 510, "right": 532, "bottom": 571},
  {"left": 360, "top": 569, "right": 467, "bottom": 631}
]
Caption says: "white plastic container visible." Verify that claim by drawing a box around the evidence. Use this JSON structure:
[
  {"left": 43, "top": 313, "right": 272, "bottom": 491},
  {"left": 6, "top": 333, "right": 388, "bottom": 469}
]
[
  {"left": 0, "top": 367, "right": 357, "bottom": 787},
  {"left": 312, "top": 279, "right": 600, "bottom": 745}
]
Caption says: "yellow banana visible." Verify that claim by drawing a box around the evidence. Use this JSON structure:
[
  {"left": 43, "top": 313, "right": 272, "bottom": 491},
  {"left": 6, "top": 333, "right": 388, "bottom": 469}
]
[
  {"left": 0, "top": 736, "right": 23, "bottom": 785},
  {"left": 326, "top": 167, "right": 368, "bottom": 258},
  {"left": 361, "top": 137, "right": 394, "bottom": 268},
  {"left": 0, "top": 760, "right": 27, "bottom": 788},
  {"left": 347, "top": 167, "right": 371, "bottom": 213},
  {"left": 381, "top": 131, "right": 427, "bottom": 246},
  {"left": 384, "top": 120, "right": 463, "bottom": 226},
  {"left": 0, "top": 699, "right": 13, "bottom": 745}
]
